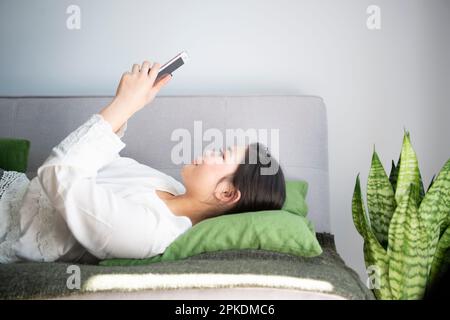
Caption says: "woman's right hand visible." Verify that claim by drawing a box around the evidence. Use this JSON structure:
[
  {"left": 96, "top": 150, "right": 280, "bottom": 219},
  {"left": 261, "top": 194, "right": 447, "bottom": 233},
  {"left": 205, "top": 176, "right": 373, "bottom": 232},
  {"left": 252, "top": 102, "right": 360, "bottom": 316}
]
[
  {"left": 100, "top": 61, "right": 172, "bottom": 133},
  {"left": 113, "top": 60, "right": 172, "bottom": 115}
]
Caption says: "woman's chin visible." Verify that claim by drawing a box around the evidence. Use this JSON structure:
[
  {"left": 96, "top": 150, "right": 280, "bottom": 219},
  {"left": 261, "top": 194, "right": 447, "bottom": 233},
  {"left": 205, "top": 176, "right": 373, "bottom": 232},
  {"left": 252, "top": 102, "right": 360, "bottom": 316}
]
[{"left": 181, "top": 164, "right": 194, "bottom": 181}]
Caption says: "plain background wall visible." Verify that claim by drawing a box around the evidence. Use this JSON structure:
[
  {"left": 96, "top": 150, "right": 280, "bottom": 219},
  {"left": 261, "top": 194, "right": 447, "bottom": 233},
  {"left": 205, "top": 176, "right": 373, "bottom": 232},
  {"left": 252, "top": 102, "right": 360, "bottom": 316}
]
[{"left": 1, "top": 0, "right": 449, "bottom": 281}]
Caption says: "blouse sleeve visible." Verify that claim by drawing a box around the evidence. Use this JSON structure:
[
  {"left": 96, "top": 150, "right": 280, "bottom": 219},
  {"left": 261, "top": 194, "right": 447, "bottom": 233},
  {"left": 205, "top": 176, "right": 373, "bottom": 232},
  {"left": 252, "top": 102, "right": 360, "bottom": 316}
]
[
  {"left": 116, "top": 121, "right": 127, "bottom": 139},
  {"left": 37, "top": 114, "right": 156, "bottom": 259}
]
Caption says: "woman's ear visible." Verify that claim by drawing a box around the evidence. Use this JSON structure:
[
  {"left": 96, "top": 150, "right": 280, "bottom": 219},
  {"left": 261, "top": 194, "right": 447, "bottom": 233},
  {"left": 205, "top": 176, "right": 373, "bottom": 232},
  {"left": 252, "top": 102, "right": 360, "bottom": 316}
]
[{"left": 214, "top": 180, "right": 241, "bottom": 206}]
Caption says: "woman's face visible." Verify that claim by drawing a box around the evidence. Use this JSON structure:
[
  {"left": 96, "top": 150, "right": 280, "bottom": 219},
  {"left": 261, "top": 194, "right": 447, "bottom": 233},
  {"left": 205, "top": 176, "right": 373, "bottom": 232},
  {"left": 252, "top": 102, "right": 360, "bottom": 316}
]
[{"left": 181, "top": 145, "right": 247, "bottom": 203}]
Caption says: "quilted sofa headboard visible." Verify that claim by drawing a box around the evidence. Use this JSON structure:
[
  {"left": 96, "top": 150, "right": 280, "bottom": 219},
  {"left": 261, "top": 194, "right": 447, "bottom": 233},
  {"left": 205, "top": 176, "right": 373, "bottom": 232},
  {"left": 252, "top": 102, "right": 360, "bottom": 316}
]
[{"left": 0, "top": 95, "right": 330, "bottom": 232}]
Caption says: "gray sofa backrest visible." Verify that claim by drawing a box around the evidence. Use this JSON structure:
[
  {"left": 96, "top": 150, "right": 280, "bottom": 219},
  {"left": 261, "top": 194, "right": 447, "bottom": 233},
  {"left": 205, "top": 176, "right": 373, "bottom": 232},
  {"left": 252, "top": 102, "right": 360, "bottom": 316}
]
[{"left": 0, "top": 95, "right": 330, "bottom": 232}]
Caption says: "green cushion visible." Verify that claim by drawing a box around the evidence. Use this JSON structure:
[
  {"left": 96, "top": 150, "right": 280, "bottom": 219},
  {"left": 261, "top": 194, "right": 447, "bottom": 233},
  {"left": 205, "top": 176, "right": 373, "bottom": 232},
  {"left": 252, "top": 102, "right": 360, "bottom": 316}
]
[
  {"left": 0, "top": 138, "right": 30, "bottom": 173},
  {"left": 100, "top": 180, "right": 321, "bottom": 266},
  {"left": 282, "top": 180, "right": 308, "bottom": 217}
]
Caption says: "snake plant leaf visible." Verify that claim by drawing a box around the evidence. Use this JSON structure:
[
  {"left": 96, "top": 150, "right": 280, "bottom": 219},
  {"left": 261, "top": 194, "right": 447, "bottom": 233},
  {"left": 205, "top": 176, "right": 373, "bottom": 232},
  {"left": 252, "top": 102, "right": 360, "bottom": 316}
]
[
  {"left": 419, "top": 158, "right": 450, "bottom": 272},
  {"left": 367, "top": 150, "right": 396, "bottom": 248},
  {"left": 395, "top": 132, "right": 423, "bottom": 208},
  {"left": 429, "top": 226, "right": 450, "bottom": 284},
  {"left": 418, "top": 171, "right": 425, "bottom": 203},
  {"left": 427, "top": 174, "right": 436, "bottom": 193},
  {"left": 363, "top": 240, "right": 392, "bottom": 300},
  {"left": 353, "top": 175, "right": 392, "bottom": 299},
  {"left": 388, "top": 184, "right": 428, "bottom": 299},
  {"left": 389, "top": 155, "right": 401, "bottom": 192},
  {"left": 352, "top": 174, "right": 368, "bottom": 237}
]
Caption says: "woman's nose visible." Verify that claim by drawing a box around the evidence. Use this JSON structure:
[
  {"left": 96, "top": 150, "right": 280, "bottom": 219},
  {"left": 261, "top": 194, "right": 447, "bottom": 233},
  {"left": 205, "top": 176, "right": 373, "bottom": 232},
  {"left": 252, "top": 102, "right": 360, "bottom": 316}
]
[{"left": 204, "top": 149, "right": 219, "bottom": 157}]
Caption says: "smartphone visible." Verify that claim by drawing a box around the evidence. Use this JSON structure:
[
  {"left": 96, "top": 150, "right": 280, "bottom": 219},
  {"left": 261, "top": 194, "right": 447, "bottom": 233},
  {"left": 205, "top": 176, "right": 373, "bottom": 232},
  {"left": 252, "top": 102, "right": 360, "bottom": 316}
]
[{"left": 155, "top": 51, "right": 189, "bottom": 81}]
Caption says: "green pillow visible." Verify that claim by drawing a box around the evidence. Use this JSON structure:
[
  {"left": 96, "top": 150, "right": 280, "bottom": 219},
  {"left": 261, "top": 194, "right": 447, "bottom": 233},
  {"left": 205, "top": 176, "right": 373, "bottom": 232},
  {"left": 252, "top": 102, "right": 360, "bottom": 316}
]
[
  {"left": 101, "top": 211, "right": 322, "bottom": 266},
  {"left": 100, "top": 180, "right": 321, "bottom": 266},
  {"left": 0, "top": 138, "right": 30, "bottom": 173},
  {"left": 282, "top": 180, "right": 308, "bottom": 217}
]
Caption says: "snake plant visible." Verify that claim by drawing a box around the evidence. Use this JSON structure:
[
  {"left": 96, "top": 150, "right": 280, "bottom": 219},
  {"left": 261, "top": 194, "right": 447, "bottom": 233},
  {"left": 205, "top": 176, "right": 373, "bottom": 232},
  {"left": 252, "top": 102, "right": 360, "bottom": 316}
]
[{"left": 352, "top": 131, "right": 450, "bottom": 299}]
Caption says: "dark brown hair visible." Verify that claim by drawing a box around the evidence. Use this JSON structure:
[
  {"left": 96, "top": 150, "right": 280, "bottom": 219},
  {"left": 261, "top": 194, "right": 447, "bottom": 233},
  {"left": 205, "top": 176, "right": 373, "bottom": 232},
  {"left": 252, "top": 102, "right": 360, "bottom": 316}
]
[{"left": 224, "top": 142, "right": 286, "bottom": 214}]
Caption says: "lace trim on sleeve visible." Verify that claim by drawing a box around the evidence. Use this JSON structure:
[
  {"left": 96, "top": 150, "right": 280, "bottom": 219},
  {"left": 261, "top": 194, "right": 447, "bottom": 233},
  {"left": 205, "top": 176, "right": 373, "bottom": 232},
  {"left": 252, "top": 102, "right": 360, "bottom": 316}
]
[{"left": 0, "top": 171, "right": 30, "bottom": 263}]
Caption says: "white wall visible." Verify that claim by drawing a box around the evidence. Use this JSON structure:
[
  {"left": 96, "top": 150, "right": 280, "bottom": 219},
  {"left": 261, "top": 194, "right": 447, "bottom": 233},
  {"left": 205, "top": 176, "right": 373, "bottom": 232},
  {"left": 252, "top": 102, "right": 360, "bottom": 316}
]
[{"left": 1, "top": 0, "right": 449, "bottom": 281}]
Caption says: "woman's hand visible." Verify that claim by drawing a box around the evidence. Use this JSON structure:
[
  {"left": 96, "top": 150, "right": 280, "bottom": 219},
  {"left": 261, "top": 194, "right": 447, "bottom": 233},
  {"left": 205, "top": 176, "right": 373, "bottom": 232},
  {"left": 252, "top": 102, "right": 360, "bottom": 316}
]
[
  {"left": 100, "top": 61, "right": 172, "bottom": 133},
  {"left": 114, "top": 60, "right": 172, "bottom": 113}
]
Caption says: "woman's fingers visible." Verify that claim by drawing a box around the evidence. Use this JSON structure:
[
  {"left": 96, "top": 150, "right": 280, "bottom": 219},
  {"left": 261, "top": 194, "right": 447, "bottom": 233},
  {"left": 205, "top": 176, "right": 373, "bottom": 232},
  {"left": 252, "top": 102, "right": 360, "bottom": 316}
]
[
  {"left": 112, "top": 60, "right": 172, "bottom": 113},
  {"left": 131, "top": 63, "right": 140, "bottom": 74},
  {"left": 153, "top": 73, "right": 172, "bottom": 91},
  {"left": 148, "top": 62, "right": 161, "bottom": 82},
  {"left": 126, "top": 60, "right": 170, "bottom": 91},
  {"left": 140, "top": 61, "right": 152, "bottom": 75}
]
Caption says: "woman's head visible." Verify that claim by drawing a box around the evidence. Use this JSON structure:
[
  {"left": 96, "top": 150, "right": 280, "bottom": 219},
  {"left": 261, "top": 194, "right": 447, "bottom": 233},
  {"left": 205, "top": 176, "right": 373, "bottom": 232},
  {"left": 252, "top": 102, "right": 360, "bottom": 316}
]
[{"left": 181, "top": 143, "right": 286, "bottom": 216}]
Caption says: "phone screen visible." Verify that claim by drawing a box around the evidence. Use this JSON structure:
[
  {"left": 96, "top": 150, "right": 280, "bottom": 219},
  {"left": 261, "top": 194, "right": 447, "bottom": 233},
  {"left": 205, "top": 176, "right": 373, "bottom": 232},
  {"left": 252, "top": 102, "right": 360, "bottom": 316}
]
[{"left": 156, "top": 56, "right": 185, "bottom": 80}]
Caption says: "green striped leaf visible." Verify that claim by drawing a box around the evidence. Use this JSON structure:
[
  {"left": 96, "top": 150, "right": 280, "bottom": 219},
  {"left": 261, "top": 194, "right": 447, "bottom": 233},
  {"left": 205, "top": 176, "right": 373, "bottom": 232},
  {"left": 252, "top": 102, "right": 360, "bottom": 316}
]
[
  {"left": 395, "top": 132, "right": 422, "bottom": 208},
  {"left": 367, "top": 150, "right": 396, "bottom": 248},
  {"left": 388, "top": 184, "right": 428, "bottom": 299},
  {"left": 363, "top": 241, "right": 392, "bottom": 300},
  {"left": 429, "top": 226, "right": 450, "bottom": 284},
  {"left": 419, "top": 171, "right": 425, "bottom": 204},
  {"left": 427, "top": 174, "right": 436, "bottom": 193},
  {"left": 352, "top": 176, "right": 392, "bottom": 299},
  {"left": 419, "top": 158, "right": 450, "bottom": 273},
  {"left": 389, "top": 156, "right": 400, "bottom": 192},
  {"left": 352, "top": 175, "right": 368, "bottom": 237}
]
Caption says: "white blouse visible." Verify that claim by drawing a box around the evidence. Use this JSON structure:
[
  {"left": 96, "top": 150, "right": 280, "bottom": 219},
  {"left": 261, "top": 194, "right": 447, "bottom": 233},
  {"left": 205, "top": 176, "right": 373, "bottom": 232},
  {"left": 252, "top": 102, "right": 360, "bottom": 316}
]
[{"left": 13, "top": 113, "right": 192, "bottom": 262}]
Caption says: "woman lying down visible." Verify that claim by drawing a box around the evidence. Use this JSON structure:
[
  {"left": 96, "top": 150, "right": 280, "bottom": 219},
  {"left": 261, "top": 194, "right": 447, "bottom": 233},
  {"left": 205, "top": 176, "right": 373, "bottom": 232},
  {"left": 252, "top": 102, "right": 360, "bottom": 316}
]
[{"left": 0, "top": 61, "right": 286, "bottom": 264}]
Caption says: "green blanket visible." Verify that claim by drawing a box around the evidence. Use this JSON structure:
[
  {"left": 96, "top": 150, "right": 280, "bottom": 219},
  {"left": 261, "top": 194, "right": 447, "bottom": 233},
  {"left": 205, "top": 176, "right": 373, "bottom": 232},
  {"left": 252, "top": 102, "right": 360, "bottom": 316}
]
[{"left": 0, "top": 233, "right": 374, "bottom": 300}]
